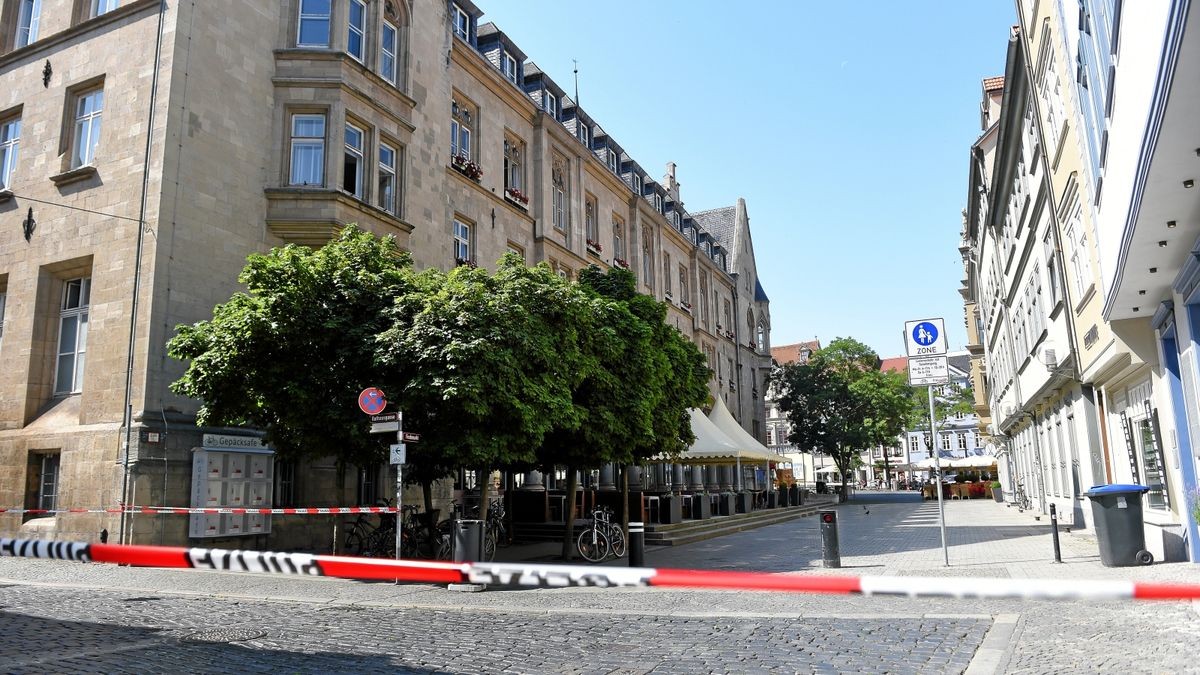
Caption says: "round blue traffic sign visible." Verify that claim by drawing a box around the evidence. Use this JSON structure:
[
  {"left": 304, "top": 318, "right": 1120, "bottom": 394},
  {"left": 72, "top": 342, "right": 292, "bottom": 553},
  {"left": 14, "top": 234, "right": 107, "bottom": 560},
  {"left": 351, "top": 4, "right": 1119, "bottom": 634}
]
[
  {"left": 358, "top": 387, "right": 387, "bottom": 415},
  {"left": 912, "top": 322, "right": 939, "bottom": 347}
]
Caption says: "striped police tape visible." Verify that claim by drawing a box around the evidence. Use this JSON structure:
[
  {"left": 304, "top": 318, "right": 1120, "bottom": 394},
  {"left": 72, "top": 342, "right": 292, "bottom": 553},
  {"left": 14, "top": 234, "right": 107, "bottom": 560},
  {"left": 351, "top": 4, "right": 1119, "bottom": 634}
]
[
  {"left": 2, "top": 537, "right": 1199, "bottom": 600},
  {"left": 0, "top": 505, "right": 401, "bottom": 516}
]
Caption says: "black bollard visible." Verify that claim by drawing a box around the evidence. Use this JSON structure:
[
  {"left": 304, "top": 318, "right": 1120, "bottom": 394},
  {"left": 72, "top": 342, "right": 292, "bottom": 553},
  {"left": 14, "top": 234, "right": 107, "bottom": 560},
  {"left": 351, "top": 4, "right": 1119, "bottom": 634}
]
[
  {"left": 1050, "top": 503, "right": 1062, "bottom": 563},
  {"left": 99, "top": 528, "right": 108, "bottom": 544},
  {"left": 629, "top": 521, "right": 645, "bottom": 567},
  {"left": 819, "top": 510, "right": 840, "bottom": 568}
]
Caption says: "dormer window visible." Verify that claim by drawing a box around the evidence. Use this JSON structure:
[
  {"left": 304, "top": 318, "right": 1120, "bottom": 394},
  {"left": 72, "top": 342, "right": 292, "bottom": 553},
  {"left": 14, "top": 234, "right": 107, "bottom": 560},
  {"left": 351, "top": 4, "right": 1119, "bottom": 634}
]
[
  {"left": 654, "top": 193, "right": 663, "bottom": 211},
  {"left": 502, "top": 51, "right": 518, "bottom": 83},
  {"left": 545, "top": 92, "right": 558, "bottom": 119},
  {"left": 632, "top": 174, "right": 642, "bottom": 194},
  {"left": 607, "top": 149, "right": 617, "bottom": 173},
  {"left": 578, "top": 124, "right": 590, "bottom": 148},
  {"left": 452, "top": 3, "right": 469, "bottom": 40}
]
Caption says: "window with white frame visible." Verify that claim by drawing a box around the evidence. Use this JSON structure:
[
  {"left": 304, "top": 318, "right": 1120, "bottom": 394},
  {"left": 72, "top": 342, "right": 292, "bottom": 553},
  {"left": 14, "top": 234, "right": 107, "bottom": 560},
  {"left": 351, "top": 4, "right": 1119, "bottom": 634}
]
[
  {"left": 90, "top": 0, "right": 118, "bottom": 18},
  {"left": 501, "top": 51, "right": 517, "bottom": 83},
  {"left": 663, "top": 253, "right": 672, "bottom": 295},
  {"left": 70, "top": 88, "right": 104, "bottom": 169},
  {"left": 632, "top": 173, "right": 642, "bottom": 194},
  {"left": 347, "top": 0, "right": 366, "bottom": 62},
  {"left": 289, "top": 113, "right": 325, "bottom": 186},
  {"left": 380, "top": 21, "right": 398, "bottom": 84},
  {"left": 756, "top": 323, "right": 765, "bottom": 351},
  {"left": 654, "top": 193, "right": 663, "bottom": 212},
  {"left": 909, "top": 435, "right": 919, "bottom": 453},
  {"left": 450, "top": 99, "right": 472, "bottom": 161},
  {"left": 941, "top": 433, "right": 951, "bottom": 450},
  {"left": 297, "top": 0, "right": 331, "bottom": 47},
  {"left": 1062, "top": 193, "right": 1091, "bottom": 297},
  {"left": 16, "top": 0, "right": 41, "bottom": 48},
  {"left": 544, "top": 91, "right": 557, "bottom": 119},
  {"left": 0, "top": 117, "right": 19, "bottom": 190},
  {"left": 378, "top": 142, "right": 397, "bottom": 214},
  {"left": 578, "top": 123, "right": 590, "bottom": 148},
  {"left": 55, "top": 277, "right": 90, "bottom": 395},
  {"left": 607, "top": 149, "right": 617, "bottom": 173},
  {"left": 451, "top": 3, "right": 469, "bottom": 40},
  {"left": 453, "top": 218, "right": 471, "bottom": 264},
  {"left": 958, "top": 433, "right": 967, "bottom": 450},
  {"left": 342, "top": 123, "right": 364, "bottom": 198}
]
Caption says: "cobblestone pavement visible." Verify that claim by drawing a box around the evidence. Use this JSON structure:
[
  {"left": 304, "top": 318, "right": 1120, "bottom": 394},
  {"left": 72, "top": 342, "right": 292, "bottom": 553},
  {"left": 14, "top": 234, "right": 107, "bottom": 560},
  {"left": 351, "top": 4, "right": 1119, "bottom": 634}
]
[{"left": 1, "top": 494, "right": 1198, "bottom": 673}]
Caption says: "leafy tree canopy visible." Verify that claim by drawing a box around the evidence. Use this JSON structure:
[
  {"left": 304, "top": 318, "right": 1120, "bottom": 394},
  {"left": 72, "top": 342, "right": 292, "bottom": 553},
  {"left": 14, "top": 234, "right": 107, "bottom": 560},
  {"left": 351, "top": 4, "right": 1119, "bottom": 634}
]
[
  {"left": 771, "top": 337, "right": 912, "bottom": 499},
  {"left": 167, "top": 226, "right": 415, "bottom": 468}
]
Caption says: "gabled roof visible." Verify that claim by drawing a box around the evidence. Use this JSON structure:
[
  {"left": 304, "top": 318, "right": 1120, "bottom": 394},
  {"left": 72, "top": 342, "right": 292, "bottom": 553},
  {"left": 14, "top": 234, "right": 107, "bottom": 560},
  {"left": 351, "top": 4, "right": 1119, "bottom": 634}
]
[
  {"left": 755, "top": 278, "right": 770, "bottom": 302},
  {"left": 982, "top": 76, "right": 1005, "bottom": 92},
  {"left": 770, "top": 340, "right": 821, "bottom": 365},
  {"left": 880, "top": 357, "right": 908, "bottom": 373}
]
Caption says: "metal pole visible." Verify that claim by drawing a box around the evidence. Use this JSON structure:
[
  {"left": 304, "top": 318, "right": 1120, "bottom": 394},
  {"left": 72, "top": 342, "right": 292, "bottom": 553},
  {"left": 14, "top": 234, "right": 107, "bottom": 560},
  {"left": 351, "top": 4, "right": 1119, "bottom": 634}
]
[
  {"left": 628, "top": 521, "right": 644, "bottom": 567},
  {"left": 930, "top": 386, "right": 949, "bottom": 566},
  {"left": 395, "top": 409, "right": 403, "bottom": 560},
  {"left": 1050, "top": 503, "right": 1062, "bottom": 563}
]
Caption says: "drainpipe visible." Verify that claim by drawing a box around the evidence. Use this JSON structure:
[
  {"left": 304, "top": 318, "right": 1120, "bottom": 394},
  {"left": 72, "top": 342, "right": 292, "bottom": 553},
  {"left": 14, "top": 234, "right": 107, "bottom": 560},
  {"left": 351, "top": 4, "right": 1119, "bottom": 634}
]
[
  {"left": 731, "top": 273, "right": 743, "bottom": 420},
  {"left": 119, "top": 0, "right": 167, "bottom": 545}
]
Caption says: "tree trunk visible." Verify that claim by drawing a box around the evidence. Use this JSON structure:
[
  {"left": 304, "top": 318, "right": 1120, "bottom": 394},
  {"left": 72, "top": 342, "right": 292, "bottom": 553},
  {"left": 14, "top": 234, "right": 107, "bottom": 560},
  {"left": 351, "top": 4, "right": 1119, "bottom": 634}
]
[
  {"left": 477, "top": 466, "right": 490, "bottom": 560},
  {"left": 560, "top": 465, "right": 578, "bottom": 561},
  {"left": 422, "top": 478, "right": 436, "bottom": 557}
]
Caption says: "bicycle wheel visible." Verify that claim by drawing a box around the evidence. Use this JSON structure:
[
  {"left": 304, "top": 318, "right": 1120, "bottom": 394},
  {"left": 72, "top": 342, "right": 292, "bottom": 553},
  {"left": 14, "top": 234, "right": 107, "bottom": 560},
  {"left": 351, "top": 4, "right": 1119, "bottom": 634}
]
[
  {"left": 576, "top": 528, "right": 610, "bottom": 563},
  {"left": 344, "top": 529, "right": 366, "bottom": 556},
  {"left": 604, "top": 525, "right": 626, "bottom": 559},
  {"left": 483, "top": 529, "right": 497, "bottom": 562},
  {"left": 435, "top": 534, "right": 453, "bottom": 561}
]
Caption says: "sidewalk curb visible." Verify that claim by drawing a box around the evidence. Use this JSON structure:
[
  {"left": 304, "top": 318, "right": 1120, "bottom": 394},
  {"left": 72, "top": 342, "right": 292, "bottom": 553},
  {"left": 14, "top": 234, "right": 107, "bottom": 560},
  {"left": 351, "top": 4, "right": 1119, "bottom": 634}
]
[{"left": 964, "top": 613, "right": 1019, "bottom": 675}]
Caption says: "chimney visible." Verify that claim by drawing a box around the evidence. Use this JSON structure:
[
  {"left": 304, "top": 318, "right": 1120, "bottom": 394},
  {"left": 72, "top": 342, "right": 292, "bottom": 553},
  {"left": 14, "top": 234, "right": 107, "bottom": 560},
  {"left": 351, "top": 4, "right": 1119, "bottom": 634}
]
[{"left": 663, "top": 162, "right": 681, "bottom": 203}]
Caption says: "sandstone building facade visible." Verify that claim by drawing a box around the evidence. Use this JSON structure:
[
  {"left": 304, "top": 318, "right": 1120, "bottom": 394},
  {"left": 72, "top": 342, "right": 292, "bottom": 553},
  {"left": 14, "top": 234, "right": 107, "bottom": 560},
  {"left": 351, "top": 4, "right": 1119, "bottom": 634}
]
[{"left": 0, "top": 0, "right": 772, "bottom": 547}]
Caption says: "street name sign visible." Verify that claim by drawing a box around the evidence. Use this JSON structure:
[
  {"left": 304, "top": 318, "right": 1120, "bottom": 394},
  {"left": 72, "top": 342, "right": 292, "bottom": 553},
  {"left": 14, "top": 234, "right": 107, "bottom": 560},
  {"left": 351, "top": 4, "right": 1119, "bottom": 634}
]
[
  {"left": 401, "top": 432, "right": 421, "bottom": 442},
  {"left": 389, "top": 443, "right": 406, "bottom": 465},
  {"left": 908, "top": 355, "right": 950, "bottom": 386},
  {"left": 904, "top": 318, "right": 947, "bottom": 358},
  {"left": 370, "top": 421, "right": 399, "bottom": 434}
]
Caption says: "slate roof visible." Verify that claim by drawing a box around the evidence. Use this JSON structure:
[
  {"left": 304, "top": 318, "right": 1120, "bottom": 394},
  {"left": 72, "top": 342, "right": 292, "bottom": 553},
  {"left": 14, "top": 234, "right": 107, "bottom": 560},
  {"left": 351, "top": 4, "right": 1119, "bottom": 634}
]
[
  {"left": 770, "top": 341, "right": 821, "bottom": 365},
  {"left": 755, "top": 278, "right": 770, "bottom": 302},
  {"left": 690, "top": 206, "right": 736, "bottom": 257},
  {"left": 948, "top": 353, "right": 972, "bottom": 375}
]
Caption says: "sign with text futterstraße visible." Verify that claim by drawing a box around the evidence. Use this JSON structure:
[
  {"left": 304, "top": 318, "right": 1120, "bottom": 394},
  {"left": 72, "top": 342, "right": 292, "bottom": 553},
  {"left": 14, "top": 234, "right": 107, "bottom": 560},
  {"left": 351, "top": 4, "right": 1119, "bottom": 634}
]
[
  {"left": 904, "top": 318, "right": 948, "bottom": 358},
  {"left": 908, "top": 356, "right": 949, "bottom": 386}
]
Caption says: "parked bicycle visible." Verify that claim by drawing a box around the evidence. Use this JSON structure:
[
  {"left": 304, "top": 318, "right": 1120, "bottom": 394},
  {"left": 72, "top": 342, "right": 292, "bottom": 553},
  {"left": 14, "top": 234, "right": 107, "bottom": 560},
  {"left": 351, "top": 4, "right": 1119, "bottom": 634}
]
[
  {"left": 343, "top": 499, "right": 397, "bottom": 558},
  {"left": 434, "top": 499, "right": 506, "bottom": 562},
  {"left": 576, "top": 506, "right": 624, "bottom": 562}
]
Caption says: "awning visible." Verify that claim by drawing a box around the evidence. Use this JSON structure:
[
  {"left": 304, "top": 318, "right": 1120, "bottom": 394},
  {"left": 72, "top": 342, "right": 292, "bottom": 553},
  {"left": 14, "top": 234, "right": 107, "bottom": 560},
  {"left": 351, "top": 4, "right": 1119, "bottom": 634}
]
[
  {"left": 815, "top": 466, "right": 842, "bottom": 475},
  {"left": 706, "top": 396, "right": 777, "bottom": 463},
  {"left": 671, "top": 408, "right": 746, "bottom": 464}
]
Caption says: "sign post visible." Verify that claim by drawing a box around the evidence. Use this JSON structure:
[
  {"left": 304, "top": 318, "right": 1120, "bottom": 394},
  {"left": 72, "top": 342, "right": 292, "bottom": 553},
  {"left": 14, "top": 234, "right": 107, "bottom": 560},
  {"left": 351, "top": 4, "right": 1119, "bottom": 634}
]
[
  {"left": 359, "top": 387, "right": 403, "bottom": 560},
  {"left": 904, "top": 318, "right": 950, "bottom": 567}
]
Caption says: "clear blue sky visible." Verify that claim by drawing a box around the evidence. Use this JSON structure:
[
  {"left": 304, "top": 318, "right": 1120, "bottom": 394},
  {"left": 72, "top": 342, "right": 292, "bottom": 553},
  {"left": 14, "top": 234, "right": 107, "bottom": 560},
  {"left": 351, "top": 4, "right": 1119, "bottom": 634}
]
[{"left": 478, "top": 1, "right": 1016, "bottom": 358}]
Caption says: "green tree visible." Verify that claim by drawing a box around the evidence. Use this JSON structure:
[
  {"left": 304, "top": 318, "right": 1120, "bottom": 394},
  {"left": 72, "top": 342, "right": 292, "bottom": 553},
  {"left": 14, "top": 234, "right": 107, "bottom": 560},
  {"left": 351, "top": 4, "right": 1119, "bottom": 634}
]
[
  {"left": 376, "top": 254, "right": 593, "bottom": 528},
  {"left": 536, "top": 266, "right": 708, "bottom": 559},
  {"left": 167, "top": 226, "right": 414, "bottom": 474},
  {"left": 771, "top": 337, "right": 912, "bottom": 501}
]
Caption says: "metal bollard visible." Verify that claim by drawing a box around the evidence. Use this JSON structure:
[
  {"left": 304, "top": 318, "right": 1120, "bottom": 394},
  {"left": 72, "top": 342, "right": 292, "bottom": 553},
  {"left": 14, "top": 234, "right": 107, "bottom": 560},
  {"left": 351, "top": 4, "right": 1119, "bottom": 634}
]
[
  {"left": 819, "top": 510, "right": 840, "bottom": 568},
  {"left": 1050, "top": 503, "right": 1062, "bottom": 563},
  {"left": 629, "top": 521, "right": 645, "bottom": 567}
]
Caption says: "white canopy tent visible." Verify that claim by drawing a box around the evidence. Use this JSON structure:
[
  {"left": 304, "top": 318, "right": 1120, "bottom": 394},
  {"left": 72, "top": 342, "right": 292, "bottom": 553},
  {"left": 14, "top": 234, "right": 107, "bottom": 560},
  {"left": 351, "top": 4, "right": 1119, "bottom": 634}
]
[
  {"left": 815, "top": 466, "right": 842, "bottom": 475},
  {"left": 672, "top": 408, "right": 748, "bottom": 463},
  {"left": 706, "top": 396, "right": 778, "bottom": 492}
]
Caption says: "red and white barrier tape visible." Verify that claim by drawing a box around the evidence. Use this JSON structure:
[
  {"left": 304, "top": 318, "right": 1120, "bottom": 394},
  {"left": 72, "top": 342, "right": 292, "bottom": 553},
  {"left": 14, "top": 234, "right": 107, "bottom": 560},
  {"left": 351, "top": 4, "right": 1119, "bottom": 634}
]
[
  {"left": 2, "top": 537, "right": 1199, "bottom": 601},
  {"left": 0, "top": 506, "right": 400, "bottom": 516}
]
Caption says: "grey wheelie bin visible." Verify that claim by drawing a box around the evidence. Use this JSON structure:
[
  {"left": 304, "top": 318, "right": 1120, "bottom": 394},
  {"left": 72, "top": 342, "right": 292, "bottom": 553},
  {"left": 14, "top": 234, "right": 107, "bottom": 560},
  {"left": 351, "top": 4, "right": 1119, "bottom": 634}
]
[{"left": 1084, "top": 484, "right": 1153, "bottom": 566}]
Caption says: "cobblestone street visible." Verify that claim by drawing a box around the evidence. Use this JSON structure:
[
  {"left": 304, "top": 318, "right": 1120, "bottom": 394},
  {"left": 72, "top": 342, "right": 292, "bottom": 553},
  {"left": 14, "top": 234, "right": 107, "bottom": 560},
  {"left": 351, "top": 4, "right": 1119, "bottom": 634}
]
[{"left": 1, "top": 495, "right": 1198, "bottom": 674}]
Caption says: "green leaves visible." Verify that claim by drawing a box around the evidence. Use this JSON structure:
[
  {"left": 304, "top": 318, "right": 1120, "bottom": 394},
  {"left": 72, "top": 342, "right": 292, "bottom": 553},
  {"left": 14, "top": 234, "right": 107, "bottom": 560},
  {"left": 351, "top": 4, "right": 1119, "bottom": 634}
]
[
  {"left": 771, "top": 337, "right": 914, "bottom": 497},
  {"left": 169, "top": 237, "right": 709, "bottom": 485}
]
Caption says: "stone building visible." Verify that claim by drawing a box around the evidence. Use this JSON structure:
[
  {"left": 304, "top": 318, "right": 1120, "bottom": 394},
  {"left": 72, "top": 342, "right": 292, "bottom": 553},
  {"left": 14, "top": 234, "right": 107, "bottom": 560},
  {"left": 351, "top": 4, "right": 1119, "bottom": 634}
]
[{"left": 0, "top": 0, "right": 772, "bottom": 548}]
